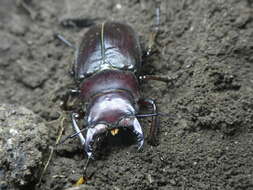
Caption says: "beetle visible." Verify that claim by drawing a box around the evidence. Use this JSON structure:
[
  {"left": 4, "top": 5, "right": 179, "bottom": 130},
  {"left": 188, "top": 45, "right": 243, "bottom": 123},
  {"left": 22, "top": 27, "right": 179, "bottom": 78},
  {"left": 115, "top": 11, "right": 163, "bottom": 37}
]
[{"left": 56, "top": 8, "right": 175, "bottom": 168}]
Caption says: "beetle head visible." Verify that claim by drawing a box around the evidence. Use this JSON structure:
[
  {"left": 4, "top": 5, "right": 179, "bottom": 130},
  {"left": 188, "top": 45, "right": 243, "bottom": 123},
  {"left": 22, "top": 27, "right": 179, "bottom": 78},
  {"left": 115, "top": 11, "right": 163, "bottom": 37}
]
[{"left": 85, "top": 91, "right": 143, "bottom": 157}]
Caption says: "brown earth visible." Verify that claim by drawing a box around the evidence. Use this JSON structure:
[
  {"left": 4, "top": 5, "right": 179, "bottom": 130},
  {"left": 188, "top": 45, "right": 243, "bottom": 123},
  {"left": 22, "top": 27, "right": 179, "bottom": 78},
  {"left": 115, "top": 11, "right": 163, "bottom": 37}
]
[{"left": 0, "top": 0, "right": 253, "bottom": 189}]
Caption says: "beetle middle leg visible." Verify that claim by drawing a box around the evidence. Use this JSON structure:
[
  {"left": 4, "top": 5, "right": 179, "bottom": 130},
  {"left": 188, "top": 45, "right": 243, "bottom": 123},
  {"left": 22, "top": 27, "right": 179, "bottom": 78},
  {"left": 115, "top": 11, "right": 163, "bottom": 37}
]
[
  {"left": 139, "top": 6, "right": 180, "bottom": 85},
  {"left": 139, "top": 74, "right": 180, "bottom": 84}
]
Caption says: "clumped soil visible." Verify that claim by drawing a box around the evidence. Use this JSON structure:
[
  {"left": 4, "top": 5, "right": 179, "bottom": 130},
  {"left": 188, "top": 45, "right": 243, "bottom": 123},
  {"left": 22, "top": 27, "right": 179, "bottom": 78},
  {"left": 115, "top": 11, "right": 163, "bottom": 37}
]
[
  {"left": 0, "top": 104, "right": 49, "bottom": 190},
  {"left": 1, "top": 0, "right": 253, "bottom": 189}
]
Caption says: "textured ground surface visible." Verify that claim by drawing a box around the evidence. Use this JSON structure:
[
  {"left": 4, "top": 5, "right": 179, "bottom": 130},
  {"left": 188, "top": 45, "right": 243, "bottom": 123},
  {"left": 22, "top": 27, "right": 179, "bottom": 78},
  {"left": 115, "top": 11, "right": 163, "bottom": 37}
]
[
  {"left": 0, "top": 104, "right": 49, "bottom": 190},
  {"left": 0, "top": 0, "right": 253, "bottom": 189}
]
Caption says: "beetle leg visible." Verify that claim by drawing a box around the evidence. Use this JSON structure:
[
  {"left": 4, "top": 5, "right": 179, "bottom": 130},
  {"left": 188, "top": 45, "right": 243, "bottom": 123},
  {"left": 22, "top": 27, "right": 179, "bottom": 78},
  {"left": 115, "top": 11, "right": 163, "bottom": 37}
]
[
  {"left": 54, "top": 33, "right": 76, "bottom": 50},
  {"left": 53, "top": 33, "right": 82, "bottom": 83},
  {"left": 143, "top": 7, "right": 160, "bottom": 57},
  {"left": 60, "top": 18, "right": 97, "bottom": 28},
  {"left": 71, "top": 113, "right": 95, "bottom": 184},
  {"left": 60, "top": 89, "right": 80, "bottom": 111},
  {"left": 146, "top": 7, "right": 160, "bottom": 56},
  {"left": 139, "top": 73, "right": 180, "bottom": 84},
  {"left": 138, "top": 98, "right": 159, "bottom": 145},
  {"left": 54, "top": 33, "right": 78, "bottom": 77},
  {"left": 71, "top": 113, "right": 86, "bottom": 146},
  {"left": 139, "top": 75, "right": 173, "bottom": 83}
]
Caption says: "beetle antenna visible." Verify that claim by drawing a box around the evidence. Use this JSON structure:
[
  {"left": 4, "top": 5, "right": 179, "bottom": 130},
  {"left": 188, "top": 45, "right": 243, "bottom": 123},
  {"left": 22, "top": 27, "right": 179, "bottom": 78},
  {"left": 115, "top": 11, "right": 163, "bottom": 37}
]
[
  {"left": 56, "top": 113, "right": 87, "bottom": 146},
  {"left": 136, "top": 112, "right": 171, "bottom": 118},
  {"left": 56, "top": 128, "right": 87, "bottom": 146}
]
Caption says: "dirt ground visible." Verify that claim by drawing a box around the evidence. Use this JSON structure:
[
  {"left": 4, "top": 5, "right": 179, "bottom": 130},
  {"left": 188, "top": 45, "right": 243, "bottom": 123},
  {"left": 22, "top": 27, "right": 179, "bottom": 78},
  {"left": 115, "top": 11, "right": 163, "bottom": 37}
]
[{"left": 0, "top": 0, "right": 253, "bottom": 189}]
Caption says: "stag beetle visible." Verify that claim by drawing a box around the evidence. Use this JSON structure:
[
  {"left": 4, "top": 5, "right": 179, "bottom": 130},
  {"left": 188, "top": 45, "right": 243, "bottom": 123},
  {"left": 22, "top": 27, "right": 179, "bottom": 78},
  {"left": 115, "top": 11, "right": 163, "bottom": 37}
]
[{"left": 56, "top": 8, "right": 175, "bottom": 173}]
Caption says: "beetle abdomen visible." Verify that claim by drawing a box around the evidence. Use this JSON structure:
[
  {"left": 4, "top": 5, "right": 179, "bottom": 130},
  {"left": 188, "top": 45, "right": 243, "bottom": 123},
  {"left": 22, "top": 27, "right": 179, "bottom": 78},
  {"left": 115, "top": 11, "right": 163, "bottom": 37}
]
[{"left": 75, "top": 22, "right": 142, "bottom": 80}]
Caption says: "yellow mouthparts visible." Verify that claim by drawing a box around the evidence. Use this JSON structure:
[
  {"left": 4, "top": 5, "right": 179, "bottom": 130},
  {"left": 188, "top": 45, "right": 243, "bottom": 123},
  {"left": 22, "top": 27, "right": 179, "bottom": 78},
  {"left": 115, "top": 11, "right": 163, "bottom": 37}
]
[
  {"left": 75, "top": 176, "right": 86, "bottom": 186},
  {"left": 111, "top": 128, "right": 119, "bottom": 136}
]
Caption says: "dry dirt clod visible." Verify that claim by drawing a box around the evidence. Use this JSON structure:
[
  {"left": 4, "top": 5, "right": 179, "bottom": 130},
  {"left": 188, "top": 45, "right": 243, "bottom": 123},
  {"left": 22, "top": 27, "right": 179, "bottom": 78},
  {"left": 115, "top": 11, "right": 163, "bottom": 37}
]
[{"left": 0, "top": 104, "right": 49, "bottom": 190}]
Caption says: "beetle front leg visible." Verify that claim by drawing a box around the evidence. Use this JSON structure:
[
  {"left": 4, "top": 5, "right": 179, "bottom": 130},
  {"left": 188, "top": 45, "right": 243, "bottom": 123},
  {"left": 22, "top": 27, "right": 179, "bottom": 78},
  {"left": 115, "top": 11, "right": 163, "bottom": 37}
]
[
  {"left": 71, "top": 113, "right": 94, "bottom": 185},
  {"left": 60, "top": 89, "right": 80, "bottom": 111},
  {"left": 138, "top": 98, "right": 159, "bottom": 145},
  {"left": 71, "top": 112, "right": 86, "bottom": 146}
]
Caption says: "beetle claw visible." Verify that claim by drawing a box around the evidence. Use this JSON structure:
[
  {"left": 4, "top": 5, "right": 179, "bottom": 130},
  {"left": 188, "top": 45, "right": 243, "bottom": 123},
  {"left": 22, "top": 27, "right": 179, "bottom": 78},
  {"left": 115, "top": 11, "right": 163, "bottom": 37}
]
[
  {"left": 118, "top": 117, "right": 144, "bottom": 149},
  {"left": 85, "top": 118, "right": 144, "bottom": 156},
  {"left": 85, "top": 124, "right": 108, "bottom": 157},
  {"left": 132, "top": 118, "right": 144, "bottom": 150}
]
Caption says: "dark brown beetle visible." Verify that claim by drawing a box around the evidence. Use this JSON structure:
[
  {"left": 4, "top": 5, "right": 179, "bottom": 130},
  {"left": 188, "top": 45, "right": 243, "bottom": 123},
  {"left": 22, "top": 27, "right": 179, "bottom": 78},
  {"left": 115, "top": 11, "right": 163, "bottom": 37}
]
[
  {"left": 56, "top": 9, "right": 174, "bottom": 162},
  {"left": 76, "top": 21, "right": 156, "bottom": 157}
]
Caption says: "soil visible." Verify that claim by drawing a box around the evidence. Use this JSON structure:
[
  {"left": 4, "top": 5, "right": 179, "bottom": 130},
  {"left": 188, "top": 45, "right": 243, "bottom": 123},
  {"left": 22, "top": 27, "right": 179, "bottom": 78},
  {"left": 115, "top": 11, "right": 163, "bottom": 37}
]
[
  {"left": 0, "top": 104, "right": 49, "bottom": 190},
  {"left": 0, "top": 0, "right": 253, "bottom": 189}
]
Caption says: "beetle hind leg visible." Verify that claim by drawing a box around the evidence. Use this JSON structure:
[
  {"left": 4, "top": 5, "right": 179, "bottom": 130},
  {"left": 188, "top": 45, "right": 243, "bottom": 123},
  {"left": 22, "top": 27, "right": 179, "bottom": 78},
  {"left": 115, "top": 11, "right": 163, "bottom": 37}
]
[
  {"left": 54, "top": 33, "right": 76, "bottom": 50},
  {"left": 142, "top": 7, "right": 160, "bottom": 58}
]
